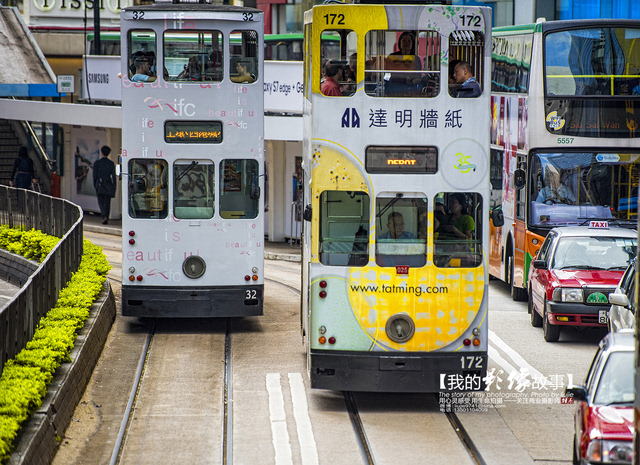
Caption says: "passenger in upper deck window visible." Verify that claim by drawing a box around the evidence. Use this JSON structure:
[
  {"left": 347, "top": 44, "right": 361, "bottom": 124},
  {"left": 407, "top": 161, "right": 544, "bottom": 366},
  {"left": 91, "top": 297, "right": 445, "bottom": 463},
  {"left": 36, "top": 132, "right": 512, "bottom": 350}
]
[
  {"left": 131, "top": 57, "right": 157, "bottom": 82},
  {"left": 177, "top": 56, "right": 202, "bottom": 81},
  {"left": 230, "top": 59, "right": 255, "bottom": 84},
  {"left": 453, "top": 61, "right": 481, "bottom": 98},
  {"left": 321, "top": 60, "right": 343, "bottom": 96}
]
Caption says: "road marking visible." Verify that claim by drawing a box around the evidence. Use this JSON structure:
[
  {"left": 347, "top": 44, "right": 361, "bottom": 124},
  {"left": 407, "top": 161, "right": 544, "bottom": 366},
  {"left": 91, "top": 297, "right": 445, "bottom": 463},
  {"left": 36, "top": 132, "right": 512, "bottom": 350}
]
[
  {"left": 288, "top": 373, "right": 319, "bottom": 465},
  {"left": 488, "top": 330, "right": 550, "bottom": 385},
  {"left": 266, "top": 373, "right": 294, "bottom": 465}
]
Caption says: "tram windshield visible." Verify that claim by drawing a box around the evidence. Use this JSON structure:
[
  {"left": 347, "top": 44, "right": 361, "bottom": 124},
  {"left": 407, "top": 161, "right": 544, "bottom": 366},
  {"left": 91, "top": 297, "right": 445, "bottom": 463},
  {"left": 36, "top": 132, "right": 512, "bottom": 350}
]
[
  {"left": 128, "top": 159, "right": 168, "bottom": 219},
  {"left": 433, "top": 192, "right": 483, "bottom": 268},
  {"left": 375, "top": 196, "right": 427, "bottom": 267},
  {"left": 173, "top": 161, "right": 215, "bottom": 219},
  {"left": 528, "top": 152, "right": 640, "bottom": 227},
  {"left": 219, "top": 159, "right": 260, "bottom": 219},
  {"left": 318, "top": 191, "right": 370, "bottom": 266}
]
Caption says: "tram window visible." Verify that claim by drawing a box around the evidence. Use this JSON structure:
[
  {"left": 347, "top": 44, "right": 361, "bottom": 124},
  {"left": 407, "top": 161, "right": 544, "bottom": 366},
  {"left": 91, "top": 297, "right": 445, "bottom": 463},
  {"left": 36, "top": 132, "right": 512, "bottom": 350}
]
[
  {"left": 448, "top": 31, "right": 485, "bottom": 98},
  {"left": 434, "top": 192, "right": 482, "bottom": 268},
  {"left": 365, "top": 146, "right": 437, "bottom": 174},
  {"left": 128, "top": 159, "right": 168, "bottom": 220},
  {"left": 128, "top": 30, "right": 157, "bottom": 82},
  {"left": 375, "top": 197, "right": 427, "bottom": 268},
  {"left": 319, "top": 191, "right": 370, "bottom": 267},
  {"left": 220, "top": 159, "right": 259, "bottom": 219},
  {"left": 164, "top": 30, "right": 223, "bottom": 82},
  {"left": 230, "top": 30, "right": 259, "bottom": 84},
  {"left": 319, "top": 30, "right": 356, "bottom": 97},
  {"left": 173, "top": 161, "right": 215, "bottom": 220},
  {"left": 364, "top": 30, "right": 441, "bottom": 98}
]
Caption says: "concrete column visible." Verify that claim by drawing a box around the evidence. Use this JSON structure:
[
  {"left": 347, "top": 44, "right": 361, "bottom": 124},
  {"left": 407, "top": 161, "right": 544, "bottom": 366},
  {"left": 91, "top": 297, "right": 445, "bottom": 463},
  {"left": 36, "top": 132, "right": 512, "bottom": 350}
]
[{"left": 267, "top": 140, "right": 286, "bottom": 242}]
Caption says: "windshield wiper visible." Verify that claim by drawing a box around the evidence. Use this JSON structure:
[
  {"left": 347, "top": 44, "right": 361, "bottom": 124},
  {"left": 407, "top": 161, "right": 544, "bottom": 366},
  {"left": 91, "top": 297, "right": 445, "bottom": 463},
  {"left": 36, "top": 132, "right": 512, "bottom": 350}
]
[
  {"left": 606, "top": 266, "right": 628, "bottom": 271},
  {"left": 557, "top": 265, "right": 605, "bottom": 270},
  {"left": 605, "top": 400, "right": 634, "bottom": 406}
]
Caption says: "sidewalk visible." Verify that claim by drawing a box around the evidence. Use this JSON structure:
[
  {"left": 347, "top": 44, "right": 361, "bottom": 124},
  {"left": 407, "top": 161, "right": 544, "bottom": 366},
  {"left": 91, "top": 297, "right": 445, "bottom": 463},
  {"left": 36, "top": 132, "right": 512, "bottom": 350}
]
[{"left": 82, "top": 212, "right": 301, "bottom": 262}]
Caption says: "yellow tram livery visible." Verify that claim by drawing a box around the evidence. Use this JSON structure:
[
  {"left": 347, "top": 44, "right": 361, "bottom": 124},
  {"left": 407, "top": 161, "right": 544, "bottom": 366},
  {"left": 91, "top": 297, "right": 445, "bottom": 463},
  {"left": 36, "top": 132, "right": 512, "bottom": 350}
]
[{"left": 301, "top": 0, "right": 493, "bottom": 392}]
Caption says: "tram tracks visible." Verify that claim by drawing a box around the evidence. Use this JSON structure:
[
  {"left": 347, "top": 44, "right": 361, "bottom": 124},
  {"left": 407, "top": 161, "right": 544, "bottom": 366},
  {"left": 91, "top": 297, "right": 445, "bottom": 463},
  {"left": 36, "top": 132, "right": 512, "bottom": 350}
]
[{"left": 107, "top": 318, "right": 235, "bottom": 465}]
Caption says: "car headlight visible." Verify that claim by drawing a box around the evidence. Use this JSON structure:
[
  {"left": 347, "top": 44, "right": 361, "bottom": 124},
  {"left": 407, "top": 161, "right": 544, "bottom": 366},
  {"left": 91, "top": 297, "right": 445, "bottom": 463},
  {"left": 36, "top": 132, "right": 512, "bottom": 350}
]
[
  {"left": 587, "top": 439, "right": 633, "bottom": 463},
  {"left": 552, "top": 287, "right": 583, "bottom": 302}
]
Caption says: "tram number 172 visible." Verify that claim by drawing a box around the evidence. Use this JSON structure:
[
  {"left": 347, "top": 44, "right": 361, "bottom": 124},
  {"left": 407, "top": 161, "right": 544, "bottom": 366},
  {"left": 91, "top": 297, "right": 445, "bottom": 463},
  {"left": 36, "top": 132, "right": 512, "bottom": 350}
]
[{"left": 461, "top": 356, "right": 484, "bottom": 369}]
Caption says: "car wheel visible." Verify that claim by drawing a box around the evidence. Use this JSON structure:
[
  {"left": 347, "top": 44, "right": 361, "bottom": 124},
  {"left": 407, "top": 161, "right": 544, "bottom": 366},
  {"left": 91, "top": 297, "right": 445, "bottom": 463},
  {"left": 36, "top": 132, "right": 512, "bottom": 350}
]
[
  {"left": 509, "top": 254, "right": 528, "bottom": 302},
  {"left": 530, "top": 292, "right": 542, "bottom": 328},
  {"left": 543, "top": 299, "right": 560, "bottom": 342}
]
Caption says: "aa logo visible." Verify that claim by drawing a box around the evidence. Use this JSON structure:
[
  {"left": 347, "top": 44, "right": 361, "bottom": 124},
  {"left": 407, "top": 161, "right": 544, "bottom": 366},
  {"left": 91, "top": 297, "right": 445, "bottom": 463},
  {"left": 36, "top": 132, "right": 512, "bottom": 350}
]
[{"left": 342, "top": 108, "right": 360, "bottom": 128}]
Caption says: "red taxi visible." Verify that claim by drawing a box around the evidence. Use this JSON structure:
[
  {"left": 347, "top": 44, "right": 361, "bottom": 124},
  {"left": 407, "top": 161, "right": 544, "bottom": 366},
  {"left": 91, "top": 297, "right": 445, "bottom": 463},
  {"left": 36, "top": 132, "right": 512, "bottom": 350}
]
[
  {"left": 528, "top": 223, "right": 637, "bottom": 342},
  {"left": 566, "top": 330, "right": 634, "bottom": 465}
]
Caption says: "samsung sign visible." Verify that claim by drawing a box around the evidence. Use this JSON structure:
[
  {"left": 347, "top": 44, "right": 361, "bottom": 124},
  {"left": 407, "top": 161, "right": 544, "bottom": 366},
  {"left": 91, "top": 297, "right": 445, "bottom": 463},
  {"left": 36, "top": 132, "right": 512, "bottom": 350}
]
[{"left": 81, "top": 56, "right": 121, "bottom": 102}]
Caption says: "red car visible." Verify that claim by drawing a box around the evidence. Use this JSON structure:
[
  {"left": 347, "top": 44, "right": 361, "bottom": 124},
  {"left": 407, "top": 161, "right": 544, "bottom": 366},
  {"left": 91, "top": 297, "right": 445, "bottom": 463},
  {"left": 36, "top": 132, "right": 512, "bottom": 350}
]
[
  {"left": 528, "top": 225, "right": 637, "bottom": 342},
  {"left": 566, "top": 330, "right": 634, "bottom": 465}
]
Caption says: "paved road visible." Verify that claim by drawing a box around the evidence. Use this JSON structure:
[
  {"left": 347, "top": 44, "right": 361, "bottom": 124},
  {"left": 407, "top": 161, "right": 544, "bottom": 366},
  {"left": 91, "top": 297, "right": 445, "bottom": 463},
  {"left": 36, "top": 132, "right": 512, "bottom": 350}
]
[{"left": 51, "top": 230, "right": 602, "bottom": 465}]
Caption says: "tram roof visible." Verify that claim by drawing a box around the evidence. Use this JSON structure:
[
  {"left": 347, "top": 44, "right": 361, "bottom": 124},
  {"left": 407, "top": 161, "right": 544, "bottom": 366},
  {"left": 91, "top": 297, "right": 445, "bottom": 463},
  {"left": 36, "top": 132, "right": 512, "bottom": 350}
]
[
  {"left": 123, "top": 3, "right": 262, "bottom": 13},
  {"left": 494, "top": 18, "right": 640, "bottom": 37}
]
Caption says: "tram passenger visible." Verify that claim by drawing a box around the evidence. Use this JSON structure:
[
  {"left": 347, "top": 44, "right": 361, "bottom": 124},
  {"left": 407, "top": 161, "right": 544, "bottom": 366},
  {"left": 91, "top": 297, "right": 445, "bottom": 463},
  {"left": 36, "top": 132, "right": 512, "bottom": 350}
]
[
  {"left": 453, "top": 61, "right": 481, "bottom": 98},
  {"left": 342, "top": 53, "right": 357, "bottom": 94},
  {"left": 230, "top": 59, "right": 255, "bottom": 84},
  {"left": 177, "top": 56, "right": 202, "bottom": 81},
  {"left": 321, "top": 60, "right": 343, "bottom": 96},
  {"left": 131, "top": 57, "right": 157, "bottom": 82},
  {"left": 385, "top": 31, "right": 422, "bottom": 96},
  {"left": 379, "top": 212, "right": 414, "bottom": 240},
  {"left": 439, "top": 193, "right": 474, "bottom": 240}
]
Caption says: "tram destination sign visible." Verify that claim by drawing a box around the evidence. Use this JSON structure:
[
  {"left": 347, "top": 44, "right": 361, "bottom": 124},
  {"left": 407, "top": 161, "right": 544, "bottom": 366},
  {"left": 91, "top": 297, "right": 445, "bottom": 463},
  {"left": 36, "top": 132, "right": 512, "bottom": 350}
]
[
  {"left": 365, "top": 146, "right": 438, "bottom": 174},
  {"left": 165, "top": 121, "right": 223, "bottom": 143}
]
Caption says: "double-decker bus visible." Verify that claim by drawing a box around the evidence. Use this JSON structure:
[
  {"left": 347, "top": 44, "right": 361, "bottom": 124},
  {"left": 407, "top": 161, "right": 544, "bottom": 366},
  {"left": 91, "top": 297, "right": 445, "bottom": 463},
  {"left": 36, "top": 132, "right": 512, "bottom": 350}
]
[
  {"left": 490, "top": 19, "right": 640, "bottom": 301},
  {"left": 301, "top": 0, "right": 492, "bottom": 392},
  {"left": 120, "top": 1, "right": 264, "bottom": 317}
]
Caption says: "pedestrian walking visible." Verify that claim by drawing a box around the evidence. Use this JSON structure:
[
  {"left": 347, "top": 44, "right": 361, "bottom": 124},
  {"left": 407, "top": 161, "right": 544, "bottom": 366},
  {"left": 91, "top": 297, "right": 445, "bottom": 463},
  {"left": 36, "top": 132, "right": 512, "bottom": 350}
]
[{"left": 93, "top": 146, "right": 117, "bottom": 224}]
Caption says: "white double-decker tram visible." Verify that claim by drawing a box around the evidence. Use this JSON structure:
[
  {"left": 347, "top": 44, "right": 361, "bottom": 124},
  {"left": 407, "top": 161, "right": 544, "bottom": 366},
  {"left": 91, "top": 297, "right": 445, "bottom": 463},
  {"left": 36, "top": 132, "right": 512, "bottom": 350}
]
[
  {"left": 120, "top": 1, "right": 264, "bottom": 317},
  {"left": 302, "top": 0, "right": 492, "bottom": 391}
]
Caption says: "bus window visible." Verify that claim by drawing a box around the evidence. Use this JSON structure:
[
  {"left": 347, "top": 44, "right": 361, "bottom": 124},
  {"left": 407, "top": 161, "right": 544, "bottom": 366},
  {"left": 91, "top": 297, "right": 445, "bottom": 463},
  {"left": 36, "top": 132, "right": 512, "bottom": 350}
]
[
  {"left": 364, "top": 30, "right": 441, "bottom": 98},
  {"left": 128, "top": 30, "right": 157, "bottom": 81},
  {"left": 319, "top": 191, "right": 370, "bottom": 266},
  {"left": 220, "top": 159, "right": 259, "bottom": 219},
  {"left": 320, "top": 30, "right": 356, "bottom": 97},
  {"left": 448, "top": 31, "right": 484, "bottom": 98},
  {"left": 490, "top": 34, "right": 532, "bottom": 93},
  {"left": 230, "top": 30, "right": 259, "bottom": 84},
  {"left": 375, "top": 196, "right": 427, "bottom": 268},
  {"left": 128, "top": 159, "right": 168, "bottom": 219},
  {"left": 173, "top": 161, "right": 215, "bottom": 220},
  {"left": 434, "top": 192, "right": 482, "bottom": 268},
  {"left": 164, "top": 30, "right": 223, "bottom": 82},
  {"left": 545, "top": 27, "right": 640, "bottom": 97}
]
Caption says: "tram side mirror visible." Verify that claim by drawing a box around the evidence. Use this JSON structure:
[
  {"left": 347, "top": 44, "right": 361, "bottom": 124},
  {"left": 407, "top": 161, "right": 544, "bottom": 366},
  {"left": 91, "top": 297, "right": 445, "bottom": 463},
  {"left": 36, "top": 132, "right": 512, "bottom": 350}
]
[
  {"left": 491, "top": 208, "right": 504, "bottom": 228},
  {"left": 128, "top": 178, "right": 146, "bottom": 194},
  {"left": 250, "top": 185, "right": 261, "bottom": 200},
  {"left": 303, "top": 204, "right": 312, "bottom": 222},
  {"left": 513, "top": 169, "right": 526, "bottom": 189}
]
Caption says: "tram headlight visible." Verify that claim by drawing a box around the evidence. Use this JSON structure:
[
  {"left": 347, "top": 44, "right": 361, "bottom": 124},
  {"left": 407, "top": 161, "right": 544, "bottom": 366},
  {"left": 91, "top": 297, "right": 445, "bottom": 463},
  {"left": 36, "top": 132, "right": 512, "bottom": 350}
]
[
  {"left": 129, "top": 267, "right": 135, "bottom": 274},
  {"left": 182, "top": 255, "right": 206, "bottom": 279},
  {"left": 472, "top": 328, "right": 480, "bottom": 336},
  {"left": 385, "top": 314, "right": 415, "bottom": 343},
  {"left": 252, "top": 267, "right": 259, "bottom": 274},
  {"left": 552, "top": 287, "right": 583, "bottom": 302},
  {"left": 318, "top": 326, "right": 326, "bottom": 334}
]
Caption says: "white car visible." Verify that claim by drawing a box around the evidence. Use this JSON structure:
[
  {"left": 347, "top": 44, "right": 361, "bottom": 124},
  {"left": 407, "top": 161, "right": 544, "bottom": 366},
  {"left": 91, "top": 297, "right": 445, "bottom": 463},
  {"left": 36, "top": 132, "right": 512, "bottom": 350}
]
[{"left": 608, "top": 258, "right": 637, "bottom": 333}]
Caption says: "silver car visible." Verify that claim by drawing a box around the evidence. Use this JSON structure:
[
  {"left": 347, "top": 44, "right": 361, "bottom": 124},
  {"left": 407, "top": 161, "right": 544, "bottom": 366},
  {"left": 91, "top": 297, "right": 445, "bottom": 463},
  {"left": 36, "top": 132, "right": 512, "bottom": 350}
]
[{"left": 607, "top": 258, "right": 637, "bottom": 333}]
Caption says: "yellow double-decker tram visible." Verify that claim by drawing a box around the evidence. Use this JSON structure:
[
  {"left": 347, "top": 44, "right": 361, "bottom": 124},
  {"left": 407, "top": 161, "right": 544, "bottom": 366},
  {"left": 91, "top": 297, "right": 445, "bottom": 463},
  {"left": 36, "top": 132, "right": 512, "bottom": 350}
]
[{"left": 301, "top": 0, "right": 493, "bottom": 392}]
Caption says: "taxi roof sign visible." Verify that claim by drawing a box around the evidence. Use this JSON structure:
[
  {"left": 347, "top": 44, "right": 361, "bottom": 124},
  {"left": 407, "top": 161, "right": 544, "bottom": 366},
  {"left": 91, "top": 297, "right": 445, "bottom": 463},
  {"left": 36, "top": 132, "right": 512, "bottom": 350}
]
[{"left": 589, "top": 220, "right": 609, "bottom": 229}]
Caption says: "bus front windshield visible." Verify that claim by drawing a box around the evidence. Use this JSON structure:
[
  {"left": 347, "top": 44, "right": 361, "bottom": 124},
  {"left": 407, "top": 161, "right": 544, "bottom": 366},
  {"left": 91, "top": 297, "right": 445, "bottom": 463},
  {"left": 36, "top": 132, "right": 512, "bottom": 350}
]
[{"left": 528, "top": 152, "right": 640, "bottom": 227}]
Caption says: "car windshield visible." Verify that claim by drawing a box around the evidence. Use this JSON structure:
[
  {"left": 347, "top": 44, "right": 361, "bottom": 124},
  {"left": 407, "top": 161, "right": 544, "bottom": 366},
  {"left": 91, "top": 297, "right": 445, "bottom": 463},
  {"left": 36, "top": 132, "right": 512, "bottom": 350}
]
[
  {"left": 594, "top": 351, "right": 634, "bottom": 405},
  {"left": 551, "top": 236, "right": 637, "bottom": 270}
]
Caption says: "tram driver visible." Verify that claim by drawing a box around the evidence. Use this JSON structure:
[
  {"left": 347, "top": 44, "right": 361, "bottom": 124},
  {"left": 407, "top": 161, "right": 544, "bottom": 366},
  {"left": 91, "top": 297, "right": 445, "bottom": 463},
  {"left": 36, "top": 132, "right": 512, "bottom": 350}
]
[{"left": 379, "top": 212, "right": 414, "bottom": 240}]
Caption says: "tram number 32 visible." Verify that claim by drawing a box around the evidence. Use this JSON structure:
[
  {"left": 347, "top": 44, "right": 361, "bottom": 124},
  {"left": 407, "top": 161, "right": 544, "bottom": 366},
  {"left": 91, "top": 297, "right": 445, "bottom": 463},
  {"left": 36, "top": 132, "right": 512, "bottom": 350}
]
[
  {"left": 245, "top": 289, "right": 258, "bottom": 300},
  {"left": 461, "top": 356, "right": 484, "bottom": 369}
]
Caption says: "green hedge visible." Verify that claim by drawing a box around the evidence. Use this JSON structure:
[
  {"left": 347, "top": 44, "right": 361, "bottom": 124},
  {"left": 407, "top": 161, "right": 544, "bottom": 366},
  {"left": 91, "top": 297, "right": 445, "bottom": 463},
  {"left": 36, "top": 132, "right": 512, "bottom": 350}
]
[{"left": 0, "top": 231, "right": 110, "bottom": 464}]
